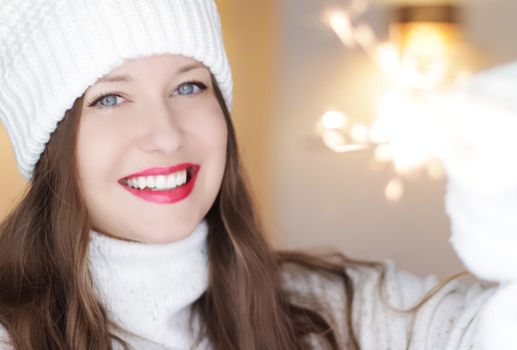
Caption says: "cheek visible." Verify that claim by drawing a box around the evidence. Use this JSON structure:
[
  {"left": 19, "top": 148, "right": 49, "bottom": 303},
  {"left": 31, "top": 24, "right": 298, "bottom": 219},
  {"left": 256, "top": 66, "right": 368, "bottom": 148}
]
[
  {"left": 201, "top": 102, "right": 228, "bottom": 148},
  {"left": 76, "top": 116, "right": 130, "bottom": 186},
  {"left": 210, "top": 116, "right": 228, "bottom": 154},
  {"left": 201, "top": 109, "right": 228, "bottom": 166},
  {"left": 210, "top": 114, "right": 228, "bottom": 194},
  {"left": 190, "top": 105, "right": 228, "bottom": 194}
]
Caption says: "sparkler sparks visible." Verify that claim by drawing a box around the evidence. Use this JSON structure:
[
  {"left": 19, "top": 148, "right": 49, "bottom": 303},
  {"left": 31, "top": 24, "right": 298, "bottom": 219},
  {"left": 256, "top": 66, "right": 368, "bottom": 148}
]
[{"left": 319, "top": 2, "right": 469, "bottom": 200}]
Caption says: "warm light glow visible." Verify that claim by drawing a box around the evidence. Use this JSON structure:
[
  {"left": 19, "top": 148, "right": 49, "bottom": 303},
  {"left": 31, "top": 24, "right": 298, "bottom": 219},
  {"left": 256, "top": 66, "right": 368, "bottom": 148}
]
[
  {"left": 322, "top": 3, "right": 472, "bottom": 200},
  {"left": 322, "top": 129, "right": 347, "bottom": 151},
  {"left": 455, "top": 69, "right": 473, "bottom": 85},
  {"left": 385, "top": 178, "right": 404, "bottom": 201},
  {"left": 322, "top": 129, "right": 369, "bottom": 153},
  {"left": 354, "top": 23, "right": 376, "bottom": 50},
  {"left": 399, "top": 55, "right": 448, "bottom": 89},
  {"left": 396, "top": 22, "right": 460, "bottom": 89},
  {"left": 427, "top": 159, "right": 445, "bottom": 180},
  {"left": 373, "top": 91, "right": 441, "bottom": 174},
  {"left": 321, "top": 110, "right": 348, "bottom": 130},
  {"left": 375, "top": 144, "right": 393, "bottom": 162},
  {"left": 400, "top": 23, "right": 453, "bottom": 59},
  {"left": 376, "top": 42, "right": 401, "bottom": 77},
  {"left": 327, "top": 10, "right": 355, "bottom": 48},
  {"left": 335, "top": 144, "right": 370, "bottom": 153},
  {"left": 319, "top": 109, "right": 371, "bottom": 153},
  {"left": 350, "top": 122, "right": 370, "bottom": 144}
]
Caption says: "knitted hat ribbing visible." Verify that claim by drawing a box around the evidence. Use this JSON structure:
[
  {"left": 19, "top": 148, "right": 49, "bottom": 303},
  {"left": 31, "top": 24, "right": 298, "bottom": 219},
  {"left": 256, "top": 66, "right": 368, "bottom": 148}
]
[{"left": 0, "top": 0, "right": 233, "bottom": 180}]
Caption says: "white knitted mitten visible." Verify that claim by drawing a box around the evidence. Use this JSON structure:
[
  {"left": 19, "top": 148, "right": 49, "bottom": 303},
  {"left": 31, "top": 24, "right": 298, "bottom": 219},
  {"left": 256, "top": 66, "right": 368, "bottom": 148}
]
[{"left": 437, "top": 62, "right": 517, "bottom": 350}]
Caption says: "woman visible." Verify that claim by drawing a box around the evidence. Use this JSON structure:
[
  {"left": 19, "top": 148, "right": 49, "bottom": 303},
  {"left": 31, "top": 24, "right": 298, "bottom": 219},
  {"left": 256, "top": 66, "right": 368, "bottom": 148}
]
[{"left": 0, "top": 0, "right": 495, "bottom": 349}]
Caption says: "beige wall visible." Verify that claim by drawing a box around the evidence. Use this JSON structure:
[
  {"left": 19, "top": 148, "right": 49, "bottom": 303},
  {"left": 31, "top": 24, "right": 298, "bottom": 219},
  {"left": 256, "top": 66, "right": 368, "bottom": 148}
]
[
  {"left": 216, "top": 0, "right": 277, "bottom": 236},
  {"left": 0, "top": 126, "right": 27, "bottom": 219}
]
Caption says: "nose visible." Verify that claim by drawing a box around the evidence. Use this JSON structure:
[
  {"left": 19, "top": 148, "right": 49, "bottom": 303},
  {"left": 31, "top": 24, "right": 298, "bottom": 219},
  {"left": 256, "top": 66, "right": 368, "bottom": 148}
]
[{"left": 137, "top": 101, "right": 183, "bottom": 154}]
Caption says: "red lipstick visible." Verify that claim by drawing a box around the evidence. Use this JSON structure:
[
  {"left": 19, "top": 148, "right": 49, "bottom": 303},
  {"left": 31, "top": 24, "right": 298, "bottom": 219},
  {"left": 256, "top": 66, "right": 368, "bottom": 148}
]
[{"left": 119, "top": 163, "right": 200, "bottom": 204}]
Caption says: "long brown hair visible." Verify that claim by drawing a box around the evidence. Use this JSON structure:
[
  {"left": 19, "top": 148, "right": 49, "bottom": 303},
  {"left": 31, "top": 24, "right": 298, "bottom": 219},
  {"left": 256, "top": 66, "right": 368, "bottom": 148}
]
[{"left": 0, "top": 76, "right": 366, "bottom": 349}]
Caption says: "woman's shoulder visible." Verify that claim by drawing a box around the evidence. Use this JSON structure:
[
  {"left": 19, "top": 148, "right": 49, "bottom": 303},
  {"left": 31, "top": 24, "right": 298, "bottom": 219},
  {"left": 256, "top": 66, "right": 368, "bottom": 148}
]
[
  {"left": 280, "top": 259, "right": 440, "bottom": 307},
  {"left": 350, "top": 261, "right": 494, "bottom": 349},
  {"left": 280, "top": 258, "right": 494, "bottom": 350},
  {"left": 280, "top": 258, "right": 490, "bottom": 308}
]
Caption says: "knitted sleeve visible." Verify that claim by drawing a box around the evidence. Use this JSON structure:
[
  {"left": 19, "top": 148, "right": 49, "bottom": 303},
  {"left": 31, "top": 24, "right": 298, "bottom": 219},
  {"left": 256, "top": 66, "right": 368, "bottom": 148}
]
[
  {"left": 281, "top": 261, "right": 494, "bottom": 350},
  {"left": 349, "top": 262, "right": 494, "bottom": 350}
]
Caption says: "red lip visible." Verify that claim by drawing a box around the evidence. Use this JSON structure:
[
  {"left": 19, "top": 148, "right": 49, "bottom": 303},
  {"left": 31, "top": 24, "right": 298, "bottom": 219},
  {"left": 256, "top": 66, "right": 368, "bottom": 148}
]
[
  {"left": 119, "top": 163, "right": 200, "bottom": 204},
  {"left": 123, "top": 163, "right": 197, "bottom": 179}
]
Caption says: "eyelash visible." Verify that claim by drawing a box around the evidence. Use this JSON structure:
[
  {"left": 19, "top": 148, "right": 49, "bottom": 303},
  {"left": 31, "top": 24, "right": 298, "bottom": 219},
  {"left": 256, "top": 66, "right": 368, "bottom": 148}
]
[{"left": 86, "top": 80, "right": 208, "bottom": 108}]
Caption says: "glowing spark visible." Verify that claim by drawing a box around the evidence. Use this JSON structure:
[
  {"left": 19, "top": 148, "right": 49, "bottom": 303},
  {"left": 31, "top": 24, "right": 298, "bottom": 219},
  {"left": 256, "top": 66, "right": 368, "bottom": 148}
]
[
  {"left": 385, "top": 178, "right": 404, "bottom": 201},
  {"left": 333, "top": 144, "right": 370, "bottom": 153},
  {"left": 321, "top": 110, "right": 348, "bottom": 130},
  {"left": 322, "top": 129, "right": 347, "bottom": 151},
  {"left": 427, "top": 159, "right": 445, "bottom": 180},
  {"left": 350, "top": 122, "right": 371, "bottom": 144},
  {"left": 354, "top": 23, "right": 376, "bottom": 50},
  {"left": 327, "top": 11, "right": 355, "bottom": 48},
  {"left": 374, "top": 144, "right": 393, "bottom": 162},
  {"left": 321, "top": 2, "right": 470, "bottom": 200},
  {"left": 375, "top": 42, "right": 400, "bottom": 77}
]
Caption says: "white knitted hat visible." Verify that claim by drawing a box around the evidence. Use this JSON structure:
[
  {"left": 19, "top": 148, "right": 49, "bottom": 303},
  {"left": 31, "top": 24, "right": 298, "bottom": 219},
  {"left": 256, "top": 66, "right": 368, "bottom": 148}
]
[{"left": 0, "top": 0, "right": 233, "bottom": 180}]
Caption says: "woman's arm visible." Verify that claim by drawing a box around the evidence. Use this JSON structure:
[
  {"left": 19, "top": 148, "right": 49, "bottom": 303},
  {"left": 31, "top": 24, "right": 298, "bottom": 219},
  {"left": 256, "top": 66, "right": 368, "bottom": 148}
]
[
  {"left": 282, "top": 260, "right": 493, "bottom": 349},
  {"left": 348, "top": 262, "right": 493, "bottom": 350}
]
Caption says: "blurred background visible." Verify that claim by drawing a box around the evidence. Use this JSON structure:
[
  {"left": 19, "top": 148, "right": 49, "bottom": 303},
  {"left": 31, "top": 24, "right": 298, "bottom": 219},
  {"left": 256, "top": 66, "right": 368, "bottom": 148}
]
[{"left": 2, "top": 0, "right": 517, "bottom": 277}]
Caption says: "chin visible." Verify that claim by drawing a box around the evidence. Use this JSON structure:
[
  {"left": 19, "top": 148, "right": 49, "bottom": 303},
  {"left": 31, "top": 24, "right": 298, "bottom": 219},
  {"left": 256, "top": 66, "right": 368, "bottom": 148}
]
[{"left": 138, "top": 226, "right": 195, "bottom": 244}]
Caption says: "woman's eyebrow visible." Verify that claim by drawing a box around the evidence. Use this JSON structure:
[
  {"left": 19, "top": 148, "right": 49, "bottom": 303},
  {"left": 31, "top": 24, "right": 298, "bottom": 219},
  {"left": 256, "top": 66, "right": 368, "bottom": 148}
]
[
  {"left": 98, "top": 75, "right": 133, "bottom": 83},
  {"left": 97, "top": 63, "right": 206, "bottom": 84}
]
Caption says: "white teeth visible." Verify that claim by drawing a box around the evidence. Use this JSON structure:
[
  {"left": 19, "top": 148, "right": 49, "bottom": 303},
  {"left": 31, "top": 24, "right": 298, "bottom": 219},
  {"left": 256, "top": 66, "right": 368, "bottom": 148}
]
[
  {"left": 146, "top": 176, "right": 155, "bottom": 188},
  {"left": 155, "top": 175, "right": 167, "bottom": 190},
  {"left": 166, "top": 174, "right": 176, "bottom": 188},
  {"left": 125, "top": 169, "right": 189, "bottom": 190}
]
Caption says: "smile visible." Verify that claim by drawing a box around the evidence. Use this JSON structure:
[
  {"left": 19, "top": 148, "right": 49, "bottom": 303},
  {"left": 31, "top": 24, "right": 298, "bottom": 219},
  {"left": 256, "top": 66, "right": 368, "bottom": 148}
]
[{"left": 119, "top": 163, "right": 200, "bottom": 204}]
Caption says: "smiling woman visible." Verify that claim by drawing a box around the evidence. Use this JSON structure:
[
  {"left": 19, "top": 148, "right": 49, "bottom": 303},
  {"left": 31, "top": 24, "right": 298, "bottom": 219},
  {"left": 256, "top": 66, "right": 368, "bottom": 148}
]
[
  {"left": 77, "top": 55, "right": 228, "bottom": 243},
  {"left": 0, "top": 1, "right": 495, "bottom": 350}
]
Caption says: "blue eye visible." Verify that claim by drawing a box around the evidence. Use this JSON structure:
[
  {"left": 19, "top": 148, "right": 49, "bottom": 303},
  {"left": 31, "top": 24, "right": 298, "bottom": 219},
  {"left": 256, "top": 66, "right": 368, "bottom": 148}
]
[
  {"left": 99, "top": 95, "right": 123, "bottom": 106},
  {"left": 87, "top": 81, "right": 207, "bottom": 109},
  {"left": 87, "top": 93, "right": 125, "bottom": 108},
  {"left": 175, "top": 81, "right": 207, "bottom": 96}
]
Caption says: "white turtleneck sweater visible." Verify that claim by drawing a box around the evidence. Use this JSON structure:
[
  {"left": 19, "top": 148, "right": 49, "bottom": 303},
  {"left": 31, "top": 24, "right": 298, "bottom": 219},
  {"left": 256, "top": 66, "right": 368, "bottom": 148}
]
[
  {"left": 87, "top": 221, "right": 210, "bottom": 350},
  {"left": 0, "top": 220, "right": 493, "bottom": 349}
]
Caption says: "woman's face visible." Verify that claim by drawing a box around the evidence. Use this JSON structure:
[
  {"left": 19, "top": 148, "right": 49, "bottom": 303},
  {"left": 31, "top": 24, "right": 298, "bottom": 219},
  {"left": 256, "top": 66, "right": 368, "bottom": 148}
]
[{"left": 77, "top": 55, "right": 227, "bottom": 243}]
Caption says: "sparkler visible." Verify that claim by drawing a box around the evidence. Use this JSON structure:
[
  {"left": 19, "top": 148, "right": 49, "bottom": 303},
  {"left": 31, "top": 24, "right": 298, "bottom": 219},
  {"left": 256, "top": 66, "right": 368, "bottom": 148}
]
[{"left": 320, "top": 0, "right": 468, "bottom": 200}]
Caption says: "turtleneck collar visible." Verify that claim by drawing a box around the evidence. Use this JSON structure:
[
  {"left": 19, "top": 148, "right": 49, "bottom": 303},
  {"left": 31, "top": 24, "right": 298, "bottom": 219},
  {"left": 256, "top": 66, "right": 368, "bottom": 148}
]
[{"left": 88, "top": 220, "right": 210, "bottom": 349}]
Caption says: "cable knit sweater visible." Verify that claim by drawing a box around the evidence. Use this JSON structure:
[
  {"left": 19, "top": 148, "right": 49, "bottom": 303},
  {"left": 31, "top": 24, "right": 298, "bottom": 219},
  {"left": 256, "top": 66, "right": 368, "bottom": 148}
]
[{"left": 0, "top": 220, "right": 493, "bottom": 349}]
